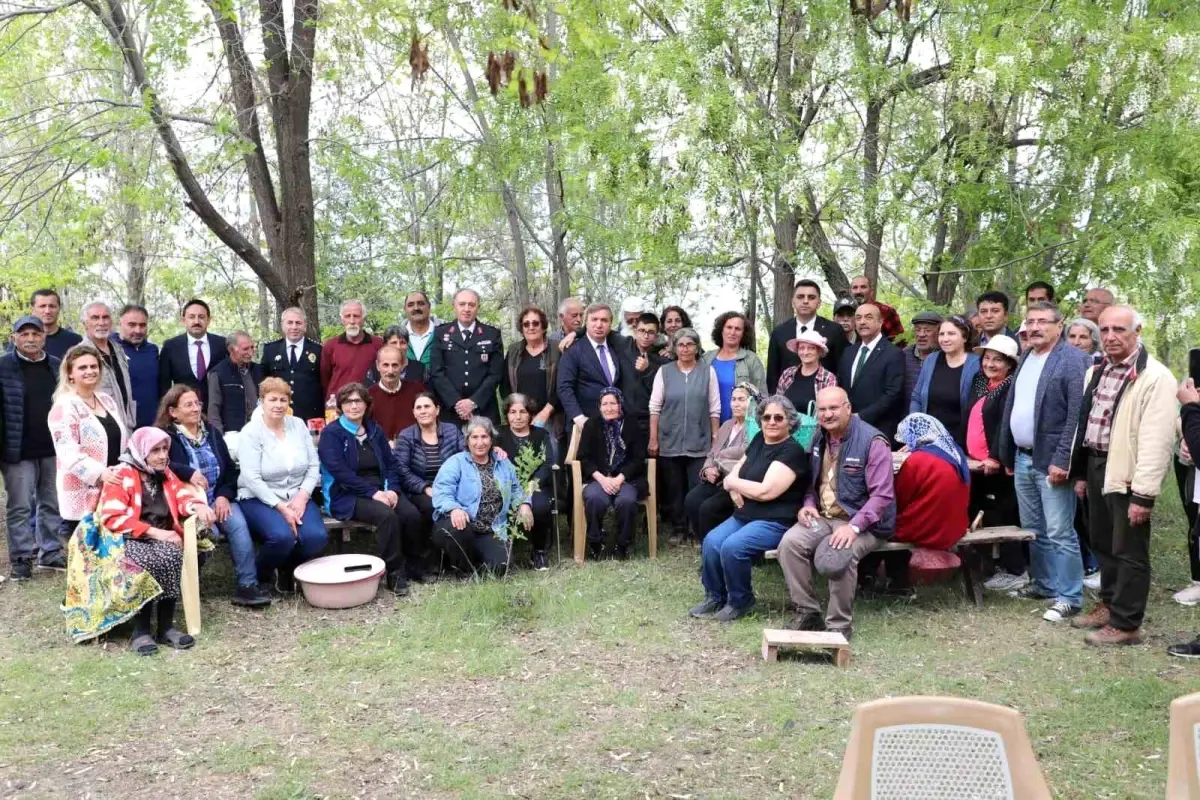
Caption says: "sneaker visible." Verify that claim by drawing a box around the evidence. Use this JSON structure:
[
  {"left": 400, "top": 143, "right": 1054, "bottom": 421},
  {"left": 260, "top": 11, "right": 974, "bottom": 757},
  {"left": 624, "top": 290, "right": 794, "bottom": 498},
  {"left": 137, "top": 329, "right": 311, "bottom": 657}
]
[
  {"left": 1070, "top": 603, "right": 1111, "bottom": 630},
  {"left": 784, "top": 612, "right": 825, "bottom": 632},
  {"left": 1085, "top": 624, "right": 1142, "bottom": 647},
  {"left": 713, "top": 601, "right": 755, "bottom": 623},
  {"left": 1043, "top": 602, "right": 1081, "bottom": 622},
  {"left": 36, "top": 552, "right": 67, "bottom": 571},
  {"left": 1009, "top": 584, "right": 1052, "bottom": 600},
  {"left": 531, "top": 551, "right": 549, "bottom": 571},
  {"left": 827, "top": 626, "right": 853, "bottom": 642},
  {"left": 1167, "top": 639, "right": 1200, "bottom": 659},
  {"left": 688, "top": 597, "right": 724, "bottom": 618},
  {"left": 1173, "top": 582, "right": 1200, "bottom": 607},
  {"left": 1083, "top": 571, "right": 1102, "bottom": 591},
  {"left": 9, "top": 559, "right": 32, "bottom": 582},
  {"left": 231, "top": 583, "right": 272, "bottom": 608},
  {"left": 985, "top": 571, "right": 1030, "bottom": 592},
  {"left": 386, "top": 571, "right": 409, "bottom": 596}
]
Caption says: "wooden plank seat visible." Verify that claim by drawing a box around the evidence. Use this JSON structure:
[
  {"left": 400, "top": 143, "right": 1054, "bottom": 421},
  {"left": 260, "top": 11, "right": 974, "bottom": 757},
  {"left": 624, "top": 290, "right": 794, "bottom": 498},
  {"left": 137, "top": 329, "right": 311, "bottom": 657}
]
[
  {"left": 322, "top": 517, "right": 374, "bottom": 554},
  {"left": 762, "top": 629, "right": 851, "bottom": 666},
  {"left": 763, "top": 526, "right": 1035, "bottom": 607}
]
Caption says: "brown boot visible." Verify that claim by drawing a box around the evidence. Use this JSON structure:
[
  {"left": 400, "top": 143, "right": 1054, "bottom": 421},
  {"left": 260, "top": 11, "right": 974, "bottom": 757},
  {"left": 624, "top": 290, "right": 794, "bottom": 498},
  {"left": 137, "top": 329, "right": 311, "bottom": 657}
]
[
  {"left": 1070, "top": 603, "right": 1110, "bottom": 630},
  {"left": 1084, "top": 625, "right": 1142, "bottom": 647}
]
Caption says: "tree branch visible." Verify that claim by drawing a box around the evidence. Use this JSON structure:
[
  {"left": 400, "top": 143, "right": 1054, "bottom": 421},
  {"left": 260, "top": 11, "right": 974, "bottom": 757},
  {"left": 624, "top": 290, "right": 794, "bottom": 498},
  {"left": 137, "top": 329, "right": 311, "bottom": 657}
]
[{"left": 0, "top": 0, "right": 81, "bottom": 22}]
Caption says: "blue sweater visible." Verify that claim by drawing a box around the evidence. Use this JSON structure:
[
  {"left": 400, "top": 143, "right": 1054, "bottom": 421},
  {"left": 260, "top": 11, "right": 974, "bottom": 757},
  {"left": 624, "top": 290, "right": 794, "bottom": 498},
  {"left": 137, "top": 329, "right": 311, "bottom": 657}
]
[
  {"left": 114, "top": 336, "right": 161, "bottom": 428},
  {"left": 394, "top": 422, "right": 465, "bottom": 495},
  {"left": 910, "top": 352, "right": 981, "bottom": 418},
  {"left": 318, "top": 419, "right": 404, "bottom": 520},
  {"left": 432, "top": 452, "right": 527, "bottom": 539}
]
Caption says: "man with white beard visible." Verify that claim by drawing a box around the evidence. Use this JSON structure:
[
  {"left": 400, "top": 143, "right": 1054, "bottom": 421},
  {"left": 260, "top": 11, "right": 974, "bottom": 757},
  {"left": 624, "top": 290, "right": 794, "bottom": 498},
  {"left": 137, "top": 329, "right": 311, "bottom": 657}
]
[{"left": 320, "top": 299, "right": 383, "bottom": 397}]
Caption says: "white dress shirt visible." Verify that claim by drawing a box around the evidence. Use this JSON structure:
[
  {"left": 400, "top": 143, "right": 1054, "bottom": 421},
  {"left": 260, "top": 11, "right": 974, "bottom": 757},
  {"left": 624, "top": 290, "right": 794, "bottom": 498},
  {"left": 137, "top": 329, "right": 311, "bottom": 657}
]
[
  {"left": 188, "top": 334, "right": 212, "bottom": 379},
  {"left": 850, "top": 334, "right": 882, "bottom": 385}
]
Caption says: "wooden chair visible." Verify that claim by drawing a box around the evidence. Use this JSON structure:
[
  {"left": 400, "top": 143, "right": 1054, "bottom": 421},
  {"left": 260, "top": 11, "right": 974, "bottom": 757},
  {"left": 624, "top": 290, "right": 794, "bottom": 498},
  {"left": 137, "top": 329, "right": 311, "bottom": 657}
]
[
  {"left": 564, "top": 423, "right": 657, "bottom": 563},
  {"left": 833, "top": 696, "right": 1053, "bottom": 800},
  {"left": 1168, "top": 691, "right": 1200, "bottom": 798}
]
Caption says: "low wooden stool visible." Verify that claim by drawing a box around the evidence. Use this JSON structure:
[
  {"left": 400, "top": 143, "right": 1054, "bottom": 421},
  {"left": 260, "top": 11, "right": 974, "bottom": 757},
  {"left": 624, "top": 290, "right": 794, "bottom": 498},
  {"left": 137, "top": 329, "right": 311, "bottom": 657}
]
[{"left": 761, "top": 629, "right": 851, "bottom": 667}]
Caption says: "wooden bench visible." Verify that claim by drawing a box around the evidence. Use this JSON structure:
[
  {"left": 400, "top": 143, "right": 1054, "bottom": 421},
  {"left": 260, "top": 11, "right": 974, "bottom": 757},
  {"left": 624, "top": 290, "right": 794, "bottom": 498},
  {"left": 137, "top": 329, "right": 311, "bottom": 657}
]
[
  {"left": 762, "top": 629, "right": 851, "bottom": 666},
  {"left": 323, "top": 518, "right": 373, "bottom": 554},
  {"left": 764, "top": 526, "right": 1035, "bottom": 608}
]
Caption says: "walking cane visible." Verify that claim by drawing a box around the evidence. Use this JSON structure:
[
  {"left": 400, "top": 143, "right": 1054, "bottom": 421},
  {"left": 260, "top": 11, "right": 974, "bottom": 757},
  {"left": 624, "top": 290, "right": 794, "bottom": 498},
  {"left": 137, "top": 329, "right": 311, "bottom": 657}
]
[{"left": 551, "top": 464, "right": 562, "bottom": 563}]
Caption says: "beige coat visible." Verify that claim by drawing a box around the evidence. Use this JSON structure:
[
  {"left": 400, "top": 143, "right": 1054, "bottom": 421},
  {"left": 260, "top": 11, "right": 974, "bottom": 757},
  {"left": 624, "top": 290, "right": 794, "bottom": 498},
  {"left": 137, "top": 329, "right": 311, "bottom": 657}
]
[{"left": 1085, "top": 354, "right": 1177, "bottom": 502}]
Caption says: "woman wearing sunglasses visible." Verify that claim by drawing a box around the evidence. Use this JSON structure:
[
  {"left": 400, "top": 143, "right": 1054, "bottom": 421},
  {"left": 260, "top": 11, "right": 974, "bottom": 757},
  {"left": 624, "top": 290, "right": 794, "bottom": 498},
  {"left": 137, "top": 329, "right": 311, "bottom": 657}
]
[
  {"left": 689, "top": 394, "right": 811, "bottom": 622},
  {"left": 502, "top": 304, "right": 560, "bottom": 435}
]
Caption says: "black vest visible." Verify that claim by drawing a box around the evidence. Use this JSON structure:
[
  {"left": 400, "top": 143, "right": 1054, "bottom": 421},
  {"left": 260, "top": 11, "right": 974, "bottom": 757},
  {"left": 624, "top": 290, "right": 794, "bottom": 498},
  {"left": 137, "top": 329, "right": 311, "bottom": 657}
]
[{"left": 212, "top": 358, "right": 264, "bottom": 433}]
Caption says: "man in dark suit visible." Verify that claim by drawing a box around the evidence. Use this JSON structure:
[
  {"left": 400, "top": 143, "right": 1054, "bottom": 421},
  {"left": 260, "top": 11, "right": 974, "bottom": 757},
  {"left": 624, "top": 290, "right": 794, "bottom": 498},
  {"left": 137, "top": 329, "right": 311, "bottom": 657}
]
[
  {"left": 158, "top": 298, "right": 227, "bottom": 404},
  {"left": 837, "top": 303, "right": 906, "bottom": 443},
  {"left": 557, "top": 303, "right": 633, "bottom": 428},
  {"left": 766, "top": 279, "right": 848, "bottom": 392},
  {"left": 263, "top": 306, "right": 324, "bottom": 421},
  {"left": 428, "top": 288, "right": 505, "bottom": 423}
]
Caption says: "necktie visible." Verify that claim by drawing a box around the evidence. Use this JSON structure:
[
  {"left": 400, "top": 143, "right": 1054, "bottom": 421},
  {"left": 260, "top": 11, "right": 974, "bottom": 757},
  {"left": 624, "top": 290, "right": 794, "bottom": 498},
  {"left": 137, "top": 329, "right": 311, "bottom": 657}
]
[
  {"left": 801, "top": 325, "right": 808, "bottom": 334},
  {"left": 195, "top": 340, "right": 207, "bottom": 381},
  {"left": 290, "top": 344, "right": 298, "bottom": 367},
  {"left": 597, "top": 344, "right": 614, "bottom": 385},
  {"left": 852, "top": 345, "right": 869, "bottom": 386}
]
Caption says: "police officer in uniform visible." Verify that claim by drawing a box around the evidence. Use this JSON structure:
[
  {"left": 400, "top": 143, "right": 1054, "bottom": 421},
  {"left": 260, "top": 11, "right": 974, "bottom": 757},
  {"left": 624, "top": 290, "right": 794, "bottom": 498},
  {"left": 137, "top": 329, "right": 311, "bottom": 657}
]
[
  {"left": 429, "top": 289, "right": 505, "bottom": 424},
  {"left": 262, "top": 306, "right": 324, "bottom": 421}
]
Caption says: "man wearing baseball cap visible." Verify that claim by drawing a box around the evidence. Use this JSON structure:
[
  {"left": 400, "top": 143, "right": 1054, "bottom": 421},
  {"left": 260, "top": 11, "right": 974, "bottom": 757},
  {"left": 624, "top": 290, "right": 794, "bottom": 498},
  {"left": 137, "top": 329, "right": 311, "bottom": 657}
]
[
  {"left": 903, "top": 310, "right": 943, "bottom": 408},
  {"left": 0, "top": 316, "right": 64, "bottom": 579},
  {"left": 832, "top": 296, "right": 858, "bottom": 347}
]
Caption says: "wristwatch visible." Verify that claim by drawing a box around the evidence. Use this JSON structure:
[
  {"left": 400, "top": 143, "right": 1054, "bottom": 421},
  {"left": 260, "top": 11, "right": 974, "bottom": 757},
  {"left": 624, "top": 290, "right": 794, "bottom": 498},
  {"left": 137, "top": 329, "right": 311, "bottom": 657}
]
[{"left": 849, "top": 524, "right": 861, "bottom": 535}]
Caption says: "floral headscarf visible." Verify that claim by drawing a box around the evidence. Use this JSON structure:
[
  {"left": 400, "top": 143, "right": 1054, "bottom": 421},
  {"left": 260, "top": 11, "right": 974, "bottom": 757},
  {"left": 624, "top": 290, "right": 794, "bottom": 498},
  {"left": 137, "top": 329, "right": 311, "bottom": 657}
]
[
  {"left": 896, "top": 413, "right": 969, "bottom": 484},
  {"left": 120, "top": 427, "right": 171, "bottom": 475}
]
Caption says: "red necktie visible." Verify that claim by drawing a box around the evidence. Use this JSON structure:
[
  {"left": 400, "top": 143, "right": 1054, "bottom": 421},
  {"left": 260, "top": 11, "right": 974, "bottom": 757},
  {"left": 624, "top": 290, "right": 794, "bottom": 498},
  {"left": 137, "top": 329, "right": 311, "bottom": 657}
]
[{"left": 195, "top": 340, "right": 207, "bottom": 381}]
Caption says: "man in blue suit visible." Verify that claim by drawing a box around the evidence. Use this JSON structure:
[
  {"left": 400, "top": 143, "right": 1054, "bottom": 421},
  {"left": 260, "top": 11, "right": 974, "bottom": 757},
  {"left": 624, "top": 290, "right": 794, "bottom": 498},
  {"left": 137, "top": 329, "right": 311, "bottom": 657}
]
[{"left": 557, "top": 302, "right": 633, "bottom": 427}]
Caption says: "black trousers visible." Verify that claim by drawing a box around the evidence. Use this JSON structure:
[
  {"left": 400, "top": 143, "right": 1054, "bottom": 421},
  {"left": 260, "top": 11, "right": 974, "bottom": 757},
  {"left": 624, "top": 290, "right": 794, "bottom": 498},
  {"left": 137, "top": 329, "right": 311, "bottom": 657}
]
[
  {"left": 432, "top": 517, "right": 509, "bottom": 576},
  {"left": 1175, "top": 458, "right": 1200, "bottom": 581},
  {"left": 659, "top": 456, "right": 705, "bottom": 536},
  {"left": 684, "top": 481, "right": 735, "bottom": 542},
  {"left": 527, "top": 490, "right": 551, "bottom": 551},
  {"left": 969, "top": 470, "right": 1027, "bottom": 575},
  {"left": 1088, "top": 452, "right": 1152, "bottom": 630},
  {"left": 351, "top": 496, "right": 421, "bottom": 574}
]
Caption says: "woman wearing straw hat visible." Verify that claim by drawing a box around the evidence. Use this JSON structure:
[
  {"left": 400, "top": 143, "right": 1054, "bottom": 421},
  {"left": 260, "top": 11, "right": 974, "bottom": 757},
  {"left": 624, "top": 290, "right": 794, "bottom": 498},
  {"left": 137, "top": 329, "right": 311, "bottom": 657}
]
[{"left": 775, "top": 329, "right": 838, "bottom": 417}]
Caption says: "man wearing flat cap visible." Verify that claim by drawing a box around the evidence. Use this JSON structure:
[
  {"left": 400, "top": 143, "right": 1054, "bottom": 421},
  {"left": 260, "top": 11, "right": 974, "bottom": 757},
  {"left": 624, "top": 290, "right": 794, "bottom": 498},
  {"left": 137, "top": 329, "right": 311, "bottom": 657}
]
[
  {"left": 777, "top": 386, "right": 896, "bottom": 642},
  {"left": 0, "top": 316, "right": 64, "bottom": 580},
  {"left": 903, "top": 310, "right": 943, "bottom": 408}
]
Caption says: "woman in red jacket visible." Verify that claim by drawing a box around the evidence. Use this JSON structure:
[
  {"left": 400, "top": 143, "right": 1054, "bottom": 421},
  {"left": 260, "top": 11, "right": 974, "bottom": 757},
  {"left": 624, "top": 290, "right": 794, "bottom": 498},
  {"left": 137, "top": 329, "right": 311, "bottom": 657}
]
[
  {"left": 99, "top": 427, "right": 213, "bottom": 656},
  {"left": 893, "top": 413, "right": 970, "bottom": 551}
]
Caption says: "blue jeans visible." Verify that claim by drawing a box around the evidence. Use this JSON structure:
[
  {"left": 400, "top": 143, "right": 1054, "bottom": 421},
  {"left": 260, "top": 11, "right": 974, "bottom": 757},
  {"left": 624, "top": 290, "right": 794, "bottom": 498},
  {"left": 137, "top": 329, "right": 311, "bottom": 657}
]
[
  {"left": 239, "top": 498, "right": 329, "bottom": 578},
  {"left": 1013, "top": 451, "right": 1082, "bottom": 607},
  {"left": 700, "top": 516, "right": 789, "bottom": 609},
  {"left": 214, "top": 502, "right": 257, "bottom": 588},
  {"left": 1, "top": 457, "right": 61, "bottom": 562}
]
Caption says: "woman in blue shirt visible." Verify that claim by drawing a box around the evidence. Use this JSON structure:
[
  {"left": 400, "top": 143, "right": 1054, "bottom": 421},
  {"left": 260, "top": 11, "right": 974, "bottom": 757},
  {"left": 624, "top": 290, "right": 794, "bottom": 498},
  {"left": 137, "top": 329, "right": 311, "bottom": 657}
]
[{"left": 701, "top": 311, "right": 765, "bottom": 423}]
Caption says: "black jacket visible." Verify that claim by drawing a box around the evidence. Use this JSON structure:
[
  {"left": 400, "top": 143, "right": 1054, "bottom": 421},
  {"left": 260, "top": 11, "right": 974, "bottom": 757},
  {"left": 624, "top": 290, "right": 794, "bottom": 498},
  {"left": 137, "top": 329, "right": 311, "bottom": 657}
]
[
  {"left": 622, "top": 339, "right": 668, "bottom": 420},
  {"left": 159, "top": 333, "right": 228, "bottom": 402},
  {"left": 166, "top": 426, "right": 238, "bottom": 503},
  {"left": 428, "top": 320, "right": 505, "bottom": 423},
  {"left": 966, "top": 373, "right": 1013, "bottom": 461},
  {"left": 263, "top": 338, "right": 324, "bottom": 421},
  {"left": 0, "top": 353, "right": 60, "bottom": 463},
  {"left": 577, "top": 415, "right": 649, "bottom": 497},
  {"left": 496, "top": 426, "right": 553, "bottom": 490},
  {"left": 766, "top": 316, "right": 847, "bottom": 392},
  {"left": 837, "top": 337, "right": 906, "bottom": 443}
]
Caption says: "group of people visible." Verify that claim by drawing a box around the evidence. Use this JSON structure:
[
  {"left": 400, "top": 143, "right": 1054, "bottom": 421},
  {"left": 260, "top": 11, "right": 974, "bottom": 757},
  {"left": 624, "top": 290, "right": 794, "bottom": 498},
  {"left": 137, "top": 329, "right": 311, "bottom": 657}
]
[{"left": 5, "top": 277, "right": 1200, "bottom": 659}]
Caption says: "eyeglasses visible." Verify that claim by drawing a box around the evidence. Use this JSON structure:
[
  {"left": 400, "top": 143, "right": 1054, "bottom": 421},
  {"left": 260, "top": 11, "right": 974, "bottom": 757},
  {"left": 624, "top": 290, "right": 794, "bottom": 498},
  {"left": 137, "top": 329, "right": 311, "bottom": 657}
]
[
  {"left": 343, "top": 398, "right": 366, "bottom": 406},
  {"left": 521, "top": 320, "right": 542, "bottom": 328},
  {"left": 761, "top": 413, "right": 788, "bottom": 423}
]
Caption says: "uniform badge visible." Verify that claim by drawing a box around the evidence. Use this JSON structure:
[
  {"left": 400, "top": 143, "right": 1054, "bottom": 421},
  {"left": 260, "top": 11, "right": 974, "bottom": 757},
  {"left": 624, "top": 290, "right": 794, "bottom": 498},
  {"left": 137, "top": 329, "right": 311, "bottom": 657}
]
[
  {"left": 273, "top": 354, "right": 282, "bottom": 361},
  {"left": 481, "top": 353, "right": 489, "bottom": 363},
  {"left": 307, "top": 352, "right": 316, "bottom": 363}
]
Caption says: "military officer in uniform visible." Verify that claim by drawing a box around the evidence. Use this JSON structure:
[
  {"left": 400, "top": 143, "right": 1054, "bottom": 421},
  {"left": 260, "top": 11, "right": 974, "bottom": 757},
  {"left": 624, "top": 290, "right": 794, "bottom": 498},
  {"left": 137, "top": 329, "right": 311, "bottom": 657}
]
[
  {"left": 429, "top": 288, "right": 505, "bottom": 424},
  {"left": 262, "top": 306, "right": 324, "bottom": 421}
]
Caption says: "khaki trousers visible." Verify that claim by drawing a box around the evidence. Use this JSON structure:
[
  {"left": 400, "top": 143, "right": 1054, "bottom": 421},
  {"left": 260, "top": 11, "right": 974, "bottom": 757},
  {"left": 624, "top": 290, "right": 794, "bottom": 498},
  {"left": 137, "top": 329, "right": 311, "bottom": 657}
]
[{"left": 778, "top": 517, "right": 881, "bottom": 630}]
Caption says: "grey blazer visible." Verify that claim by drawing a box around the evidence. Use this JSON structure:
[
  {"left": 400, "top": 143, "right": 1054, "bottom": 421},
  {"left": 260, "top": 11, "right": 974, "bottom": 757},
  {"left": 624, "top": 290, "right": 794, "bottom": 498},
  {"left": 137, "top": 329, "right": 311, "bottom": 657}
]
[{"left": 998, "top": 336, "right": 1090, "bottom": 473}]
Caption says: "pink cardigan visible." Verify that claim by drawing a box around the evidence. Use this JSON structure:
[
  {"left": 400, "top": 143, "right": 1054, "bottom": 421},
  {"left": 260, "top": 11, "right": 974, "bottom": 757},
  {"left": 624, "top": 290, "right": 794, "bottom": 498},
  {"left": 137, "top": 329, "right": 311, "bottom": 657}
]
[{"left": 49, "top": 392, "right": 129, "bottom": 521}]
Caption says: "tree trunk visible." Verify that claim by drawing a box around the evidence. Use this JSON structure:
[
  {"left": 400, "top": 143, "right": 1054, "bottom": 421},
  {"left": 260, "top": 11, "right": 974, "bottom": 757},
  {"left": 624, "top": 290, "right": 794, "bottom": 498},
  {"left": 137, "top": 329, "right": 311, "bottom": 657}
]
[
  {"left": 543, "top": 5, "right": 570, "bottom": 306},
  {"left": 745, "top": 203, "right": 759, "bottom": 335},
  {"left": 862, "top": 98, "right": 883, "bottom": 286},
  {"left": 772, "top": 196, "right": 799, "bottom": 323}
]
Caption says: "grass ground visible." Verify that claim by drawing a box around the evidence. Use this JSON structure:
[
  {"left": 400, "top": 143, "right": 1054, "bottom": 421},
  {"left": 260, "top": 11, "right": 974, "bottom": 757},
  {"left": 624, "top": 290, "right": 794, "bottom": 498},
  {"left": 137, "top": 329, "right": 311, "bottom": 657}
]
[{"left": 3, "top": 496, "right": 1200, "bottom": 799}]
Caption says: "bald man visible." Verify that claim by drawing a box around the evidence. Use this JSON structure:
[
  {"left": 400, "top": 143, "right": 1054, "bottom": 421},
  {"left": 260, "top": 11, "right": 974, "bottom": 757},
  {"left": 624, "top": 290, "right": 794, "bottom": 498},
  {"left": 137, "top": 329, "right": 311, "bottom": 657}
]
[
  {"left": 1069, "top": 305, "right": 1177, "bottom": 647},
  {"left": 777, "top": 387, "right": 896, "bottom": 641}
]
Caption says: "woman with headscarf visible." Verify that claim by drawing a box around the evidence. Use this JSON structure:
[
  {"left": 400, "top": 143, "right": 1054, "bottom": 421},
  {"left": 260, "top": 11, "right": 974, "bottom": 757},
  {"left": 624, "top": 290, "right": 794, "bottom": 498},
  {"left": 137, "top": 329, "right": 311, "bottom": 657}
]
[
  {"left": 577, "top": 387, "right": 649, "bottom": 559},
  {"left": 649, "top": 327, "right": 720, "bottom": 544},
  {"left": 97, "top": 427, "right": 214, "bottom": 655},
  {"left": 892, "top": 413, "right": 970, "bottom": 550},
  {"left": 684, "top": 382, "right": 756, "bottom": 542}
]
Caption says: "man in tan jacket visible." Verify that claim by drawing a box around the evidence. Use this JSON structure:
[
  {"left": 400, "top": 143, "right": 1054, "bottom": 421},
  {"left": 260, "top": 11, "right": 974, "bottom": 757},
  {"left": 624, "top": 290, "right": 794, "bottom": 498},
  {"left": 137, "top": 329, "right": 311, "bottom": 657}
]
[{"left": 1069, "top": 305, "right": 1177, "bottom": 646}]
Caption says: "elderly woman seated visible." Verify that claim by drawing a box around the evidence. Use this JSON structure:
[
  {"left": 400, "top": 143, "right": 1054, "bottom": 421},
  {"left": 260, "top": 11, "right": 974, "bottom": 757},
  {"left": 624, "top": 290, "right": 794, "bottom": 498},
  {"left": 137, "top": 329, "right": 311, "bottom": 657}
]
[
  {"left": 98, "top": 427, "right": 214, "bottom": 656},
  {"left": 577, "top": 387, "right": 649, "bottom": 560},
  {"left": 684, "top": 382, "right": 757, "bottom": 542},
  {"left": 689, "top": 395, "right": 811, "bottom": 622},
  {"left": 496, "top": 393, "right": 554, "bottom": 570},
  {"left": 893, "top": 413, "right": 970, "bottom": 550},
  {"left": 432, "top": 416, "right": 533, "bottom": 576},
  {"left": 319, "top": 383, "right": 421, "bottom": 595}
]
